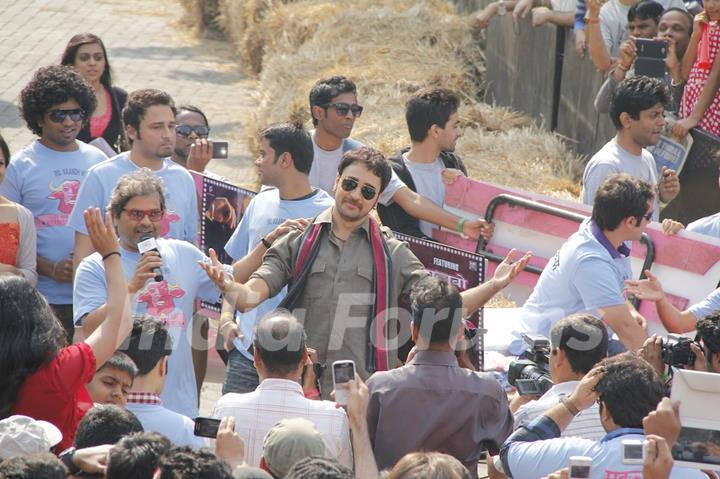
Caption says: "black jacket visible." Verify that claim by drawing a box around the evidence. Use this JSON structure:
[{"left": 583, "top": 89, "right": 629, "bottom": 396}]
[
  {"left": 377, "top": 147, "right": 467, "bottom": 239},
  {"left": 77, "top": 86, "right": 128, "bottom": 153}
]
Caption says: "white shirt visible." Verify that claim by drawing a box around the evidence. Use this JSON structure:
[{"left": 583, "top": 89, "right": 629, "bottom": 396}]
[
  {"left": 212, "top": 378, "right": 353, "bottom": 468},
  {"left": 687, "top": 212, "right": 720, "bottom": 238},
  {"left": 514, "top": 381, "right": 605, "bottom": 440},
  {"left": 126, "top": 398, "right": 204, "bottom": 448},
  {"left": 402, "top": 154, "right": 446, "bottom": 238},
  {"left": 581, "top": 139, "right": 659, "bottom": 220}
]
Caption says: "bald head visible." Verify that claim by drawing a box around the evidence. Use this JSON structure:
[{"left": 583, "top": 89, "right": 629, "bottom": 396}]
[{"left": 253, "top": 310, "right": 307, "bottom": 376}]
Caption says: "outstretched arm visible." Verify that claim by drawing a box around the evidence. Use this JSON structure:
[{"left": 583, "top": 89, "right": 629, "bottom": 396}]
[
  {"left": 200, "top": 249, "right": 271, "bottom": 312},
  {"left": 625, "top": 269, "right": 697, "bottom": 333},
  {"left": 460, "top": 249, "right": 532, "bottom": 313}
]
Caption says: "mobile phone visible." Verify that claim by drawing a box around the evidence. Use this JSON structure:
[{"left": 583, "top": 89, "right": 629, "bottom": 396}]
[
  {"left": 194, "top": 417, "right": 221, "bottom": 438},
  {"left": 212, "top": 141, "right": 229, "bottom": 159},
  {"left": 568, "top": 456, "right": 592, "bottom": 479},
  {"left": 634, "top": 39, "right": 667, "bottom": 78},
  {"left": 332, "top": 360, "right": 356, "bottom": 406},
  {"left": 621, "top": 439, "right": 645, "bottom": 464}
]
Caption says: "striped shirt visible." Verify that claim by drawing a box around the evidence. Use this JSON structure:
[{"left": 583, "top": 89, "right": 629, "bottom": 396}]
[{"left": 212, "top": 378, "right": 352, "bottom": 468}]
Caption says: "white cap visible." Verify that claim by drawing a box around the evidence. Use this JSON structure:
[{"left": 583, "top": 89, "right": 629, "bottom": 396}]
[{"left": 0, "top": 415, "right": 63, "bottom": 459}]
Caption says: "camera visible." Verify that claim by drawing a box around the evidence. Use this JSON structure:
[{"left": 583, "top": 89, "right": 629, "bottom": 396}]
[
  {"left": 508, "top": 333, "right": 554, "bottom": 396},
  {"left": 662, "top": 334, "right": 697, "bottom": 368},
  {"left": 621, "top": 439, "right": 645, "bottom": 465}
]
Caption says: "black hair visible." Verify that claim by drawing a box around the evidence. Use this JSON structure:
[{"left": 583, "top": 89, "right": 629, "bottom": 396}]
[
  {"left": 107, "top": 432, "right": 172, "bottom": 479},
  {"left": 118, "top": 317, "right": 173, "bottom": 376},
  {"left": 19, "top": 65, "right": 97, "bottom": 136},
  {"left": 628, "top": 0, "right": 663, "bottom": 24},
  {"left": 661, "top": 7, "right": 694, "bottom": 35},
  {"left": 0, "top": 277, "right": 67, "bottom": 419},
  {"left": 406, "top": 87, "right": 461, "bottom": 143},
  {"left": 157, "top": 446, "right": 233, "bottom": 479},
  {"left": 284, "top": 456, "right": 354, "bottom": 479},
  {"left": 0, "top": 453, "right": 67, "bottom": 479},
  {"left": 0, "top": 133, "right": 11, "bottom": 166},
  {"left": 74, "top": 404, "right": 144, "bottom": 449},
  {"left": 122, "top": 89, "right": 176, "bottom": 137},
  {"left": 410, "top": 276, "right": 464, "bottom": 344},
  {"left": 98, "top": 351, "right": 138, "bottom": 381},
  {"left": 550, "top": 313, "right": 608, "bottom": 375},
  {"left": 591, "top": 173, "right": 655, "bottom": 231},
  {"left": 177, "top": 104, "right": 209, "bottom": 127},
  {"left": 609, "top": 76, "right": 669, "bottom": 130},
  {"left": 260, "top": 122, "right": 314, "bottom": 175},
  {"left": 337, "top": 146, "right": 392, "bottom": 193},
  {"left": 595, "top": 352, "right": 664, "bottom": 428},
  {"left": 697, "top": 313, "right": 720, "bottom": 363},
  {"left": 253, "top": 310, "right": 307, "bottom": 376},
  {"left": 60, "top": 33, "right": 114, "bottom": 90},
  {"left": 308, "top": 76, "right": 357, "bottom": 126}
]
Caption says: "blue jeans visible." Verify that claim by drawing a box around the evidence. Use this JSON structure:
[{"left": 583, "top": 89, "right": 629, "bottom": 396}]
[{"left": 223, "top": 349, "right": 260, "bottom": 394}]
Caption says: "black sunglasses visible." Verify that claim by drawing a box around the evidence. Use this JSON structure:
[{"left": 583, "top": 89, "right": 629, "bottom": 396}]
[
  {"left": 340, "top": 177, "right": 377, "bottom": 200},
  {"left": 324, "top": 102, "right": 363, "bottom": 118},
  {"left": 175, "top": 124, "right": 210, "bottom": 138},
  {"left": 48, "top": 109, "right": 85, "bottom": 123}
]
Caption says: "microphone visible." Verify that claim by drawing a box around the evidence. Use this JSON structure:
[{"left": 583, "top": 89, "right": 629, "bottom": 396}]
[{"left": 137, "top": 235, "right": 163, "bottom": 282}]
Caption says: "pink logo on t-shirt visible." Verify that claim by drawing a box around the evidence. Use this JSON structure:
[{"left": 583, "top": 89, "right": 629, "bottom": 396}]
[
  {"left": 604, "top": 471, "right": 643, "bottom": 479},
  {"left": 137, "top": 281, "right": 186, "bottom": 328},
  {"left": 47, "top": 178, "right": 81, "bottom": 214},
  {"left": 160, "top": 209, "right": 181, "bottom": 237}
]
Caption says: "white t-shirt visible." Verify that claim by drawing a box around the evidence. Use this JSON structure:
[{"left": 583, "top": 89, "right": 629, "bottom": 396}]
[
  {"left": 513, "top": 219, "right": 632, "bottom": 354},
  {"left": 224, "top": 187, "right": 334, "bottom": 359},
  {"left": 309, "top": 132, "right": 404, "bottom": 205},
  {"left": 73, "top": 239, "right": 224, "bottom": 418},
  {"left": 600, "top": 0, "right": 686, "bottom": 57},
  {"left": 68, "top": 152, "right": 197, "bottom": 241},
  {"left": 0, "top": 140, "right": 107, "bottom": 303},
  {"left": 403, "top": 154, "right": 446, "bottom": 238},
  {"left": 687, "top": 212, "right": 720, "bottom": 238},
  {"left": 514, "top": 381, "right": 606, "bottom": 440},
  {"left": 581, "top": 139, "right": 659, "bottom": 220}
]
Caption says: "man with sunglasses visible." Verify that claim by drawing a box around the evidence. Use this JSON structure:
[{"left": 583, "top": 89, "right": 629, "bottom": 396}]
[
  {"left": 202, "top": 146, "right": 530, "bottom": 397},
  {"left": 510, "top": 173, "right": 651, "bottom": 356},
  {"left": 171, "top": 104, "right": 222, "bottom": 177},
  {"left": 309, "top": 76, "right": 493, "bottom": 242},
  {"left": 582, "top": 76, "right": 680, "bottom": 221},
  {"left": 69, "top": 89, "right": 198, "bottom": 268},
  {"left": 0, "top": 65, "right": 107, "bottom": 341}
]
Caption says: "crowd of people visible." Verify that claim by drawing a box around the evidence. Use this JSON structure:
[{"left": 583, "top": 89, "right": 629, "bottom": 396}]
[{"left": 1, "top": 20, "right": 720, "bottom": 479}]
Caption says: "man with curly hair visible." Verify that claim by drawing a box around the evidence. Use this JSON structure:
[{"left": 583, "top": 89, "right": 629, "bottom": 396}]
[{"left": 0, "top": 65, "right": 107, "bottom": 341}]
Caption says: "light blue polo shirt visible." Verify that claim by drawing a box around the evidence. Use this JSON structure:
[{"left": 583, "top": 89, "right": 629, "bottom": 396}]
[
  {"left": 224, "top": 187, "right": 334, "bottom": 360},
  {"left": 687, "top": 212, "right": 720, "bottom": 238},
  {"left": 510, "top": 218, "right": 632, "bottom": 354}
]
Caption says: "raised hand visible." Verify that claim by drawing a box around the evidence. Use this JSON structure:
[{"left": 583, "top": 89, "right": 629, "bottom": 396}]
[
  {"left": 568, "top": 366, "right": 605, "bottom": 411},
  {"left": 199, "top": 248, "right": 233, "bottom": 293},
  {"left": 187, "top": 139, "right": 213, "bottom": 173},
  {"left": 84, "top": 208, "right": 119, "bottom": 257},
  {"left": 128, "top": 251, "right": 163, "bottom": 294},
  {"left": 492, "top": 249, "right": 532, "bottom": 289},
  {"left": 625, "top": 269, "right": 665, "bottom": 302}
]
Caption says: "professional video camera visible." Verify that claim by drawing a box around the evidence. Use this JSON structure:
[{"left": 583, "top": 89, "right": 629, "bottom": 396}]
[
  {"left": 662, "top": 334, "right": 697, "bottom": 368},
  {"left": 508, "top": 333, "right": 554, "bottom": 396}
]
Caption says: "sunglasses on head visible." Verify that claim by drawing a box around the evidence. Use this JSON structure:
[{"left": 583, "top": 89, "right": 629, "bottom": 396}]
[
  {"left": 175, "top": 124, "right": 210, "bottom": 138},
  {"left": 122, "top": 208, "right": 164, "bottom": 221},
  {"left": 340, "top": 177, "right": 377, "bottom": 200},
  {"left": 324, "top": 102, "right": 364, "bottom": 118},
  {"left": 48, "top": 109, "right": 85, "bottom": 123}
]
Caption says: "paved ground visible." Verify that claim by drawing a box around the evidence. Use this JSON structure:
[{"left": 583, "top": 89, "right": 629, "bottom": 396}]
[{"left": 0, "top": 0, "right": 258, "bottom": 416}]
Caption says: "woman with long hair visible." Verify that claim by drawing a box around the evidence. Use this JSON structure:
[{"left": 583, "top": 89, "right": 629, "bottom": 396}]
[
  {"left": 0, "top": 133, "right": 36, "bottom": 285},
  {"left": 1, "top": 208, "right": 131, "bottom": 451},
  {"left": 61, "top": 33, "right": 127, "bottom": 153}
]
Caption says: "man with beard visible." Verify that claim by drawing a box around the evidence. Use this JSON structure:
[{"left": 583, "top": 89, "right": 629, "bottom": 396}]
[
  {"left": 582, "top": 76, "right": 679, "bottom": 220},
  {"left": 378, "top": 87, "right": 468, "bottom": 239},
  {"left": 69, "top": 89, "right": 198, "bottom": 267},
  {"left": 202, "top": 146, "right": 531, "bottom": 396}
]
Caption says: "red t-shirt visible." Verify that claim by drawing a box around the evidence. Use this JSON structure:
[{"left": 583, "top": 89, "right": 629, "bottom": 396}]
[{"left": 12, "top": 343, "right": 96, "bottom": 451}]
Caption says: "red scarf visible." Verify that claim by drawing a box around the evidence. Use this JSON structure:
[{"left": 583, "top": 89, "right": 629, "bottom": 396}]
[{"left": 279, "top": 217, "right": 392, "bottom": 372}]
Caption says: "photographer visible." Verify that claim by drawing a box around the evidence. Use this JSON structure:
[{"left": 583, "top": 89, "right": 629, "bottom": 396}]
[{"left": 512, "top": 314, "right": 608, "bottom": 440}]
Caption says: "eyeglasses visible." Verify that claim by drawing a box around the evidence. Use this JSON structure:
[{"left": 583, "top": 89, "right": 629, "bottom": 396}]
[
  {"left": 175, "top": 124, "right": 210, "bottom": 138},
  {"left": 642, "top": 211, "right": 654, "bottom": 222},
  {"left": 48, "top": 109, "right": 85, "bottom": 123},
  {"left": 340, "top": 177, "right": 377, "bottom": 200},
  {"left": 122, "top": 208, "right": 164, "bottom": 221},
  {"left": 323, "top": 102, "right": 364, "bottom": 118}
]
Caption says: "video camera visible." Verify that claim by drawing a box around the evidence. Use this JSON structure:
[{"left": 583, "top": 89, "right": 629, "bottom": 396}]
[
  {"left": 662, "top": 334, "right": 697, "bottom": 368},
  {"left": 508, "top": 333, "right": 554, "bottom": 396}
]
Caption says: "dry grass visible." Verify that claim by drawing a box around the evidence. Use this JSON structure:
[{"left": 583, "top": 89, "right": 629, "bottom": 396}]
[{"left": 180, "top": 0, "right": 583, "bottom": 199}]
